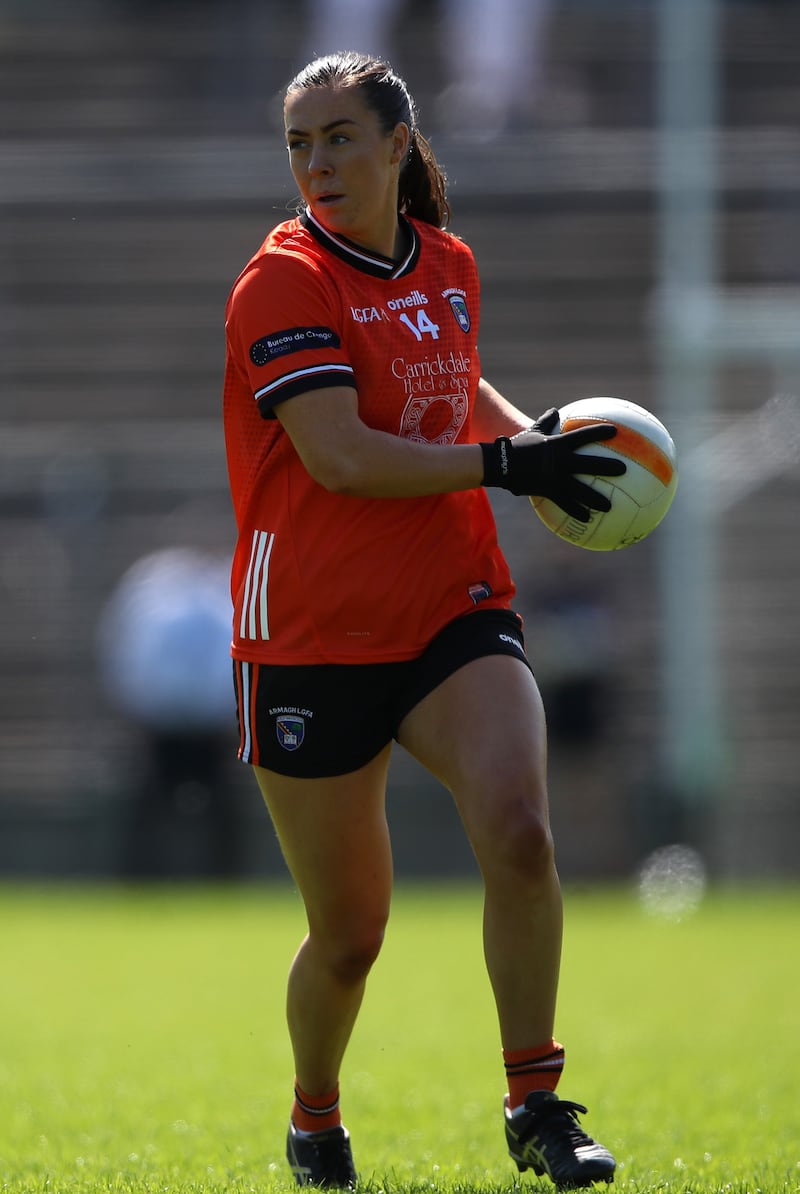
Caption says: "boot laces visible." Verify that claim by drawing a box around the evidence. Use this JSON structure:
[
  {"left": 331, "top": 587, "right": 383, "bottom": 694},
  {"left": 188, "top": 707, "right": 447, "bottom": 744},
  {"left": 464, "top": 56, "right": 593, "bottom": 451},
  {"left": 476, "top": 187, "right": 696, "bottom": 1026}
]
[{"left": 518, "top": 1098, "right": 591, "bottom": 1148}]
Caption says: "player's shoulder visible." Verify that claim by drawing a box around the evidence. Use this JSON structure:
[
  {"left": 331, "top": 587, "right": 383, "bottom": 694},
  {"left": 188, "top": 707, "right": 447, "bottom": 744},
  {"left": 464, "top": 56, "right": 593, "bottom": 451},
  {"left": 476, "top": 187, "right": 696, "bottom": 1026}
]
[
  {"left": 244, "top": 217, "right": 325, "bottom": 277},
  {"left": 227, "top": 217, "right": 329, "bottom": 308},
  {"left": 260, "top": 215, "right": 322, "bottom": 262},
  {"left": 411, "top": 218, "right": 474, "bottom": 256},
  {"left": 410, "top": 218, "right": 478, "bottom": 279}
]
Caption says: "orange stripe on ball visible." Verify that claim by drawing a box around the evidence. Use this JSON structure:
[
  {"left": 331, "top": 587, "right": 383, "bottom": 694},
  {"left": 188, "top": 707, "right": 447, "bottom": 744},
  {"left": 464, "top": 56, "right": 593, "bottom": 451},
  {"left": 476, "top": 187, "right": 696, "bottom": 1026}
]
[{"left": 562, "top": 417, "right": 674, "bottom": 486}]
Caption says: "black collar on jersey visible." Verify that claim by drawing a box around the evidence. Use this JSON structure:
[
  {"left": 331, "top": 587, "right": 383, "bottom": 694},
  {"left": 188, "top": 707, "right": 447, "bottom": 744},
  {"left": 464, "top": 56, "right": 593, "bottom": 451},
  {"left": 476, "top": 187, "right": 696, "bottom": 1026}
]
[{"left": 300, "top": 207, "right": 420, "bottom": 279}]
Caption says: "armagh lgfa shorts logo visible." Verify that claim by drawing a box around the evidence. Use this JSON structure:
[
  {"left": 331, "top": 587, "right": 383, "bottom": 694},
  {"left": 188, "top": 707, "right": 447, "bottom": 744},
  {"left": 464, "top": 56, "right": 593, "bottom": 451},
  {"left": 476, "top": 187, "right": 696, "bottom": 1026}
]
[{"left": 276, "top": 715, "right": 305, "bottom": 751}]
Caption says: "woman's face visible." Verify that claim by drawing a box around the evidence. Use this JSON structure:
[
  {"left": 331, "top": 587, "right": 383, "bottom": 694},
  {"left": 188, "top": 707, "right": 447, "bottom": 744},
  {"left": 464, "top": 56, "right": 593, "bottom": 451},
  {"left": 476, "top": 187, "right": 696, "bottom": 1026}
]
[{"left": 284, "top": 84, "right": 409, "bottom": 256}]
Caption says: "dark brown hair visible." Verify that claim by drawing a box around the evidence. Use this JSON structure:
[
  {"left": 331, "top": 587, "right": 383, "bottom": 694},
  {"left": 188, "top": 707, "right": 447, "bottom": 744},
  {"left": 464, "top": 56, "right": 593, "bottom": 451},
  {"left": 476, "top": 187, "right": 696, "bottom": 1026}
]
[{"left": 285, "top": 51, "right": 451, "bottom": 228}]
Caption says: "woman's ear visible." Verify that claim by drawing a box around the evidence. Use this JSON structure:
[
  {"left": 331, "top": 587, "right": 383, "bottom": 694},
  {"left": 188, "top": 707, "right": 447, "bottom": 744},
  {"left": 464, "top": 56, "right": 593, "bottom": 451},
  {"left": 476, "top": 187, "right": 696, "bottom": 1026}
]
[{"left": 391, "top": 122, "right": 411, "bottom": 165}]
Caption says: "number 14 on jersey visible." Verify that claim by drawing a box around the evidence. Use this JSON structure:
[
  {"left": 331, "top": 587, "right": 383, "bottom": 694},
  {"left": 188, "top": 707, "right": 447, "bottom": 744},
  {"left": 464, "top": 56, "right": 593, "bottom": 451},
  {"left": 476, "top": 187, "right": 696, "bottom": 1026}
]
[{"left": 399, "top": 310, "right": 440, "bottom": 341}]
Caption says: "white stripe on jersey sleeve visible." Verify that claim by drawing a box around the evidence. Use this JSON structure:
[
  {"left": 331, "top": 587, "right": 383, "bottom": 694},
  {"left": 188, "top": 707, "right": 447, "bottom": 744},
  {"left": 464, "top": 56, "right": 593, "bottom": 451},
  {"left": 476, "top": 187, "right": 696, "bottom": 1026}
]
[{"left": 254, "top": 362, "right": 354, "bottom": 403}]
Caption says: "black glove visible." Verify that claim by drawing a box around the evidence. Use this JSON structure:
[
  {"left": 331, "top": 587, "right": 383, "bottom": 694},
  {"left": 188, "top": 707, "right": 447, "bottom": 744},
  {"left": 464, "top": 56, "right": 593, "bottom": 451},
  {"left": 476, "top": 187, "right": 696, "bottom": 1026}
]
[
  {"left": 531, "top": 406, "right": 560, "bottom": 435},
  {"left": 480, "top": 408, "right": 627, "bottom": 521}
]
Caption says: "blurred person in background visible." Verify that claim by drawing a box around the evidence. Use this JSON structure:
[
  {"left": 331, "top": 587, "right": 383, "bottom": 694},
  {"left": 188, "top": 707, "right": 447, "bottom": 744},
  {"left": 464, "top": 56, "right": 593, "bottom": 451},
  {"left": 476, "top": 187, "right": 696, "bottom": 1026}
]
[
  {"left": 222, "top": 50, "right": 621, "bottom": 1188},
  {"left": 302, "top": 0, "right": 554, "bottom": 137},
  {"left": 97, "top": 547, "right": 240, "bottom": 878},
  {"left": 438, "top": 0, "right": 554, "bottom": 136}
]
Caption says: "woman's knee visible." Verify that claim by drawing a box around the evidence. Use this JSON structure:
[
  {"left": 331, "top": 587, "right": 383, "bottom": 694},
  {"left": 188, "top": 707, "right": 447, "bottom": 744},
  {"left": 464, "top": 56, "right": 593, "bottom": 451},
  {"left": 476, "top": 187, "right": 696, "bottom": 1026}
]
[
  {"left": 510, "top": 799, "right": 555, "bottom": 875},
  {"left": 465, "top": 776, "right": 555, "bottom": 881},
  {"left": 310, "top": 915, "right": 388, "bottom": 986}
]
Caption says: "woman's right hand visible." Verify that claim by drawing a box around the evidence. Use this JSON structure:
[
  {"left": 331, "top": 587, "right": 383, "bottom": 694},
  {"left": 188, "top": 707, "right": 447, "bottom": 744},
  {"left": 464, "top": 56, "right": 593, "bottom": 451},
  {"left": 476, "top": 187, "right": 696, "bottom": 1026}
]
[{"left": 480, "top": 412, "right": 627, "bottom": 521}]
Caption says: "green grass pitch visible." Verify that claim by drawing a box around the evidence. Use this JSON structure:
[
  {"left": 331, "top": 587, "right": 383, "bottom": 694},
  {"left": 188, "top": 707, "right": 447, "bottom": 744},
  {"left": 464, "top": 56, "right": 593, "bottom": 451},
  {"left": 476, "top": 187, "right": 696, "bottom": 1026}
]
[{"left": 1, "top": 882, "right": 798, "bottom": 1193}]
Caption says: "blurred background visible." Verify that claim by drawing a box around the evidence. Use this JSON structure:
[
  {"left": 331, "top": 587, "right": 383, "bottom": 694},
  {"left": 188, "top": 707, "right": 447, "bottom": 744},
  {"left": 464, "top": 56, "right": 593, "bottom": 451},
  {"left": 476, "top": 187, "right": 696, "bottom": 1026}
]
[{"left": 1, "top": 0, "right": 798, "bottom": 882}]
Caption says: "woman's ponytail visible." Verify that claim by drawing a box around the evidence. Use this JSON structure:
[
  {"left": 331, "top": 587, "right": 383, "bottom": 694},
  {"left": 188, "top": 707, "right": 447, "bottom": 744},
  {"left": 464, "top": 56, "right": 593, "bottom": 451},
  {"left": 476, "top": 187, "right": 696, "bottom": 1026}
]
[{"left": 399, "top": 130, "right": 451, "bottom": 229}]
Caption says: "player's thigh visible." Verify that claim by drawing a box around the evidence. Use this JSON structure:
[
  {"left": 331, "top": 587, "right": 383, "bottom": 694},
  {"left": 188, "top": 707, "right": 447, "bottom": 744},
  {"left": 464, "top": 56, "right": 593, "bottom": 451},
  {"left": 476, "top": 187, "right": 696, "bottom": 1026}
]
[
  {"left": 253, "top": 747, "right": 394, "bottom": 939},
  {"left": 396, "top": 655, "right": 550, "bottom": 861}
]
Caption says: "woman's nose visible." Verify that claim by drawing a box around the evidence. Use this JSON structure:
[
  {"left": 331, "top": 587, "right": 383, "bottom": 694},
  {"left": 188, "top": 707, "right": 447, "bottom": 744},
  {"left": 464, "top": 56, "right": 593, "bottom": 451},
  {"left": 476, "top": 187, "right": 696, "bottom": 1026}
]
[{"left": 308, "top": 143, "right": 332, "bottom": 176}]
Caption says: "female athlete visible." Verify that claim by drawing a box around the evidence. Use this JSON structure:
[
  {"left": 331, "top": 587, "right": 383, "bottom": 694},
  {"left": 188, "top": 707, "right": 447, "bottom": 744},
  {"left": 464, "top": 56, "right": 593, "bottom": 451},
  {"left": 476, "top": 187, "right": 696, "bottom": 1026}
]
[{"left": 222, "top": 51, "right": 622, "bottom": 1189}]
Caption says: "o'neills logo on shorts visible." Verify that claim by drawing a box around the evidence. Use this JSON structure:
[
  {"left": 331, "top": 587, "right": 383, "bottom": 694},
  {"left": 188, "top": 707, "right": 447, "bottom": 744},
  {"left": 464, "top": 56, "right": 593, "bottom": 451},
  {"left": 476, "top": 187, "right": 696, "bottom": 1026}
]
[{"left": 270, "top": 705, "right": 313, "bottom": 751}]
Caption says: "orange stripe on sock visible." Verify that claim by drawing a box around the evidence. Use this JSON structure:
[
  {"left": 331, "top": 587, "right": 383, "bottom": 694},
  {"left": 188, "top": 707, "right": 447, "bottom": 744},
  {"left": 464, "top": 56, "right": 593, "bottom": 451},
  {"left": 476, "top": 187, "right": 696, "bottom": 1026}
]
[
  {"left": 504, "top": 1040, "right": 565, "bottom": 1102},
  {"left": 292, "top": 1082, "right": 342, "bottom": 1133}
]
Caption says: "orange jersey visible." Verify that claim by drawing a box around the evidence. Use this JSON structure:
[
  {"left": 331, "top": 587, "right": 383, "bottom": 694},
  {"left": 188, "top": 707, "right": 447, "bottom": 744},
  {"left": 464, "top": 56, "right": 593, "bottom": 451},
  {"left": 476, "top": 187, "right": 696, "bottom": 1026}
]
[{"left": 223, "top": 209, "right": 515, "bottom": 664}]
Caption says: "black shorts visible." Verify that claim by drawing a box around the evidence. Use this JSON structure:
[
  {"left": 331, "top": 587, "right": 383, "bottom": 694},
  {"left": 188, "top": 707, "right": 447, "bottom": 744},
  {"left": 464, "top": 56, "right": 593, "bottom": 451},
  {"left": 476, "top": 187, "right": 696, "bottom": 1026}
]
[{"left": 233, "top": 608, "right": 531, "bottom": 778}]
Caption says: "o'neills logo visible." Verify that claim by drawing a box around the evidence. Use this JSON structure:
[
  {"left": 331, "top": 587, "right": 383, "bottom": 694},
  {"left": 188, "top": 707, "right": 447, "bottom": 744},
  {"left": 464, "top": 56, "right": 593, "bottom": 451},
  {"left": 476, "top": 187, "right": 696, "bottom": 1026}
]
[{"left": 387, "top": 289, "right": 428, "bottom": 310}]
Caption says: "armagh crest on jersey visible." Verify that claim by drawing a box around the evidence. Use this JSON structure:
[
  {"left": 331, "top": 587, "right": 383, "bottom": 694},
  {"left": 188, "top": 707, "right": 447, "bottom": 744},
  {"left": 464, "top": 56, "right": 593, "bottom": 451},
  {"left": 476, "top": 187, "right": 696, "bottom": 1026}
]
[{"left": 223, "top": 210, "right": 515, "bottom": 664}]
